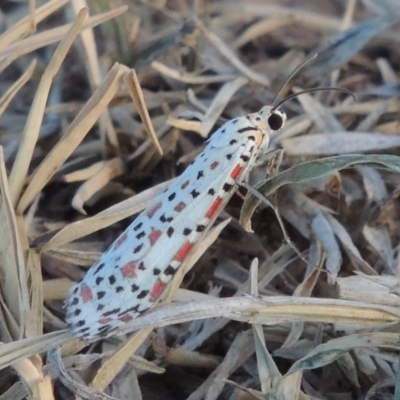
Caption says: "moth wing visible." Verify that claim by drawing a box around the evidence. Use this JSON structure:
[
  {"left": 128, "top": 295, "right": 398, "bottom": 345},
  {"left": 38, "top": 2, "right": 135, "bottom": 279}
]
[{"left": 66, "top": 121, "right": 262, "bottom": 338}]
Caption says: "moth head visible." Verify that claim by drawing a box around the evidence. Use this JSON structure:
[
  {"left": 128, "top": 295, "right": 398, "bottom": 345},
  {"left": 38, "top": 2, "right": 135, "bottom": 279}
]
[
  {"left": 268, "top": 108, "right": 286, "bottom": 131},
  {"left": 259, "top": 106, "right": 287, "bottom": 131},
  {"left": 265, "top": 87, "right": 353, "bottom": 132}
]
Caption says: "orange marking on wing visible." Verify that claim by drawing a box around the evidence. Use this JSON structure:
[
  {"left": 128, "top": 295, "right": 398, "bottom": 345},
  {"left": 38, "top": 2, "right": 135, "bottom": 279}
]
[
  {"left": 113, "top": 231, "right": 128, "bottom": 250},
  {"left": 205, "top": 196, "right": 222, "bottom": 218},
  {"left": 81, "top": 283, "right": 93, "bottom": 303},
  {"left": 174, "top": 202, "right": 186, "bottom": 212},
  {"left": 121, "top": 262, "right": 136, "bottom": 278},
  {"left": 175, "top": 242, "right": 193, "bottom": 262},
  {"left": 210, "top": 161, "right": 219, "bottom": 170},
  {"left": 119, "top": 314, "right": 134, "bottom": 323},
  {"left": 231, "top": 164, "right": 243, "bottom": 180},
  {"left": 150, "top": 279, "right": 167, "bottom": 301},
  {"left": 98, "top": 317, "right": 112, "bottom": 324},
  {"left": 148, "top": 229, "right": 162, "bottom": 245},
  {"left": 147, "top": 202, "right": 162, "bottom": 218}
]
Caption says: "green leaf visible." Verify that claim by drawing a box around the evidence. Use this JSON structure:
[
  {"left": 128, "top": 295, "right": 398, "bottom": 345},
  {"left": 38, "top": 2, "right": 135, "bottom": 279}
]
[{"left": 240, "top": 154, "right": 400, "bottom": 231}]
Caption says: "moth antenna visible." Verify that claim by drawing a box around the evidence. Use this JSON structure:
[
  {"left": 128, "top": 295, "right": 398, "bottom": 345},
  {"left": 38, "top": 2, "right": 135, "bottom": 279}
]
[
  {"left": 271, "top": 53, "right": 318, "bottom": 107},
  {"left": 272, "top": 87, "right": 355, "bottom": 111}
]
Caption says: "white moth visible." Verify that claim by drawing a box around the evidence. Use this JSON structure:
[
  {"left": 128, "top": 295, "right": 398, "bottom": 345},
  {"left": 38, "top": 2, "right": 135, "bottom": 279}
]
[{"left": 65, "top": 105, "right": 286, "bottom": 340}]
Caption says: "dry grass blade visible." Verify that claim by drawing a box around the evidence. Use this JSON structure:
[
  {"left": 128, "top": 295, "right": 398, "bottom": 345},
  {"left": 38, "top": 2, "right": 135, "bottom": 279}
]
[
  {"left": 17, "top": 62, "right": 129, "bottom": 214},
  {"left": 294, "top": 88, "right": 346, "bottom": 132},
  {"left": 91, "top": 327, "right": 154, "bottom": 391},
  {"left": 186, "top": 330, "right": 255, "bottom": 400},
  {"left": 71, "top": 158, "right": 125, "bottom": 213},
  {"left": 0, "top": 60, "right": 36, "bottom": 118},
  {"left": 151, "top": 61, "right": 237, "bottom": 84},
  {"left": 275, "top": 371, "right": 303, "bottom": 400},
  {"left": 62, "top": 160, "right": 106, "bottom": 183},
  {"left": 107, "top": 296, "right": 400, "bottom": 339},
  {"left": 289, "top": 332, "right": 400, "bottom": 374},
  {"left": 43, "top": 278, "right": 73, "bottom": 301},
  {"left": 132, "top": 18, "right": 200, "bottom": 71},
  {"left": 305, "top": 17, "right": 395, "bottom": 78},
  {"left": 48, "top": 347, "right": 117, "bottom": 400},
  {"left": 0, "top": 148, "right": 26, "bottom": 342},
  {"left": 196, "top": 18, "right": 270, "bottom": 86},
  {"left": 127, "top": 114, "right": 171, "bottom": 161},
  {"left": 38, "top": 179, "right": 171, "bottom": 252},
  {"left": 9, "top": 7, "right": 89, "bottom": 206},
  {"left": 283, "top": 132, "right": 400, "bottom": 155},
  {"left": 240, "top": 3, "right": 343, "bottom": 32},
  {"left": 234, "top": 16, "right": 294, "bottom": 49},
  {"left": 311, "top": 212, "right": 342, "bottom": 283},
  {"left": 0, "top": 6, "right": 128, "bottom": 62},
  {"left": 124, "top": 69, "right": 163, "bottom": 155},
  {"left": 4, "top": 293, "right": 398, "bottom": 372},
  {"left": 152, "top": 341, "right": 220, "bottom": 369},
  {"left": 0, "top": 331, "right": 70, "bottom": 370},
  {"left": 25, "top": 251, "right": 44, "bottom": 337},
  {"left": 70, "top": 1, "right": 119, "bottom": 149},
  {"left": 9, "top": 356, "right": 54, "bottom": 400},
  {"left": 250, "top": 261, "right": 285, "bottom": 396},
  {"left": 168, "top": 76, "right": 248, "bottom": 138},
  {"left": 71, "top": 0, "right": 102, "bottom": 87},
  {"left": 337, "top": 274, "right": 400, "bottom": 306},
  {"left": 0, "top": 0, "right": 69, "bottom": 48},
  {"left": 325, "top": 214, "right": 376, "bottom": 275}
]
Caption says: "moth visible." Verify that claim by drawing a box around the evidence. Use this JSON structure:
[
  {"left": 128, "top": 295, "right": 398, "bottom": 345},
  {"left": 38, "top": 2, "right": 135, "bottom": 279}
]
[{"left": 65, "top": 105, "right": 286, "bottom": 339}]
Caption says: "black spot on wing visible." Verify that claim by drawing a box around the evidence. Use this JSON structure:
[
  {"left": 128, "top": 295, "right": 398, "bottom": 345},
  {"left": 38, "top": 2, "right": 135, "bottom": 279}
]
[
  {"left": 71, "top": 297, "right": 79, "bottom": 306},
  {"left": 120, "top": 305, "right": 140, "bottom": 315},
  {"left": 165, "top": 265, "right": 176, "bottom": 275},
  {"left": 133, "top": 244, "right": 143, "bottom": 254},
  {"left": 133, "top": 222, "right": 143, "bottom": 231},
  {"left": 191, "top": 189, "right": 200, "bottom": 198},
  {"left": 94, "top": 263, "right": 105, "bottom": 275},
  {"left": 183, "top": 228, "right": 192, "bottom": 236},
  {"left": 238, "top": 126, "right": 257, "bottom": 134},
  {"left": 131, "top": 284, "right": 139, "bottom": 293},
  {"left": 139, "top": 262, "right": 146, "bottom": 270},
  {"left": 137, "top": 290, "right": 149, "bottom": 299},
  {"left": 160, "top": 214, "right": 173, "bottom": 223},
  {"left": 136, "top": 231, "right": 145, "bottom": 239},
  {"left": 102, "top": 308, "right": 121, "bottom": 317},
  {"left": 223, "top": 183, "right": 233, "bottom": 192},
  {"left": 196, "top": 224, "right": 205, "bottom": 232},
  {"left": 167, "top": 227, "right": 174, "bottom": 237}
]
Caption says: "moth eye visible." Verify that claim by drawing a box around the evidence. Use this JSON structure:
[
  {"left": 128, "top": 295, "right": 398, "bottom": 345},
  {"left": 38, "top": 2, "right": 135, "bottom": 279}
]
[{"left": 268, "top": 112, "right": 284, "bottom": 130}]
